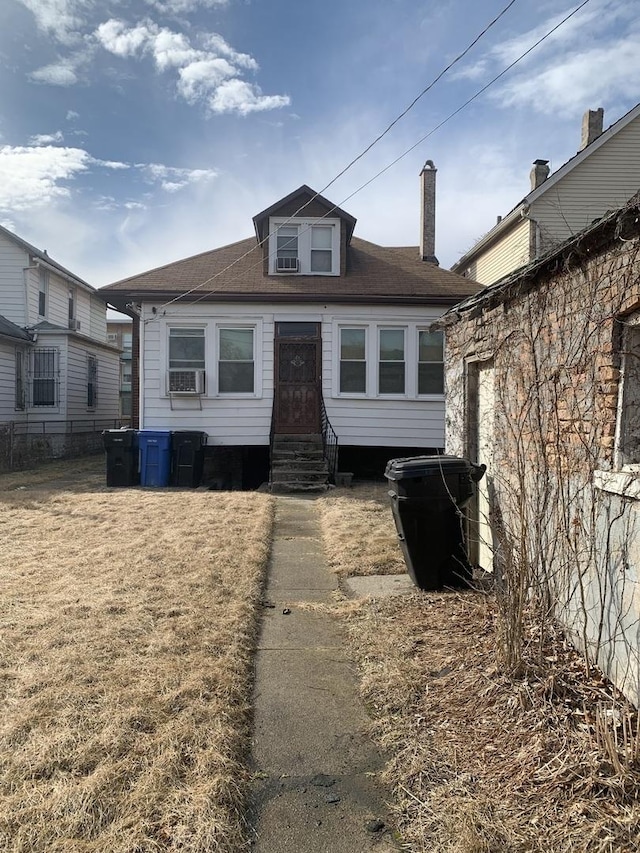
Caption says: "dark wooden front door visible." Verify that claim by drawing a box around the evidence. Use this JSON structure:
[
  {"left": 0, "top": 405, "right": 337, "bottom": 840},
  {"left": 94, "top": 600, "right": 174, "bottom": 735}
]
[{"left": 274, "top": 323, "right": 321, "bottom": 434}]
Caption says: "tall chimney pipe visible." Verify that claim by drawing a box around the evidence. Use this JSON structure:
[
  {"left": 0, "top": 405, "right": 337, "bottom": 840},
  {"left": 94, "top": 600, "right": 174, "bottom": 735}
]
[
  {"left": 530, "top": 159, "right": 550, "bottom": 191},
  {"left": 581, "top": 107, "right": 604, "bottom": 150},
  {"left": 420, "top": 160, "right": 438, "bottom": 265}
]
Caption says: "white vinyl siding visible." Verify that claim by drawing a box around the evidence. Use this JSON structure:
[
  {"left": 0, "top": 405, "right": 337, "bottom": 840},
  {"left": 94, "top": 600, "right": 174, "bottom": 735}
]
[
  {"left": 66, "top": 340, "right": 120, "bottom": 420},
  {"left": 472, "top": 219, "right": 531, "bottom": 286},
  {"left": 141, "top": 303, "right": 447, "bottom": 448},
  {"left": 0, "top": 343, "right": 21, "bottom": 420},
  {"left": 0, "top": 232, "right": 28, "bottom": 326}
]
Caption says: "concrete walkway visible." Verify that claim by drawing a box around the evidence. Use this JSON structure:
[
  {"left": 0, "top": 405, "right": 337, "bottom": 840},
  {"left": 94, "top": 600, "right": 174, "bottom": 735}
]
[{"left": 249, "top": 496, "right": 399, "bottom": 851}]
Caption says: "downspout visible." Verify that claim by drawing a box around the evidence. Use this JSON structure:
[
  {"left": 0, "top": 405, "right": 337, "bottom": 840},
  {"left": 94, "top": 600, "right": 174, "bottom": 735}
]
[{"left": 521, "top": 205, "right": 542, "bottom": 260}]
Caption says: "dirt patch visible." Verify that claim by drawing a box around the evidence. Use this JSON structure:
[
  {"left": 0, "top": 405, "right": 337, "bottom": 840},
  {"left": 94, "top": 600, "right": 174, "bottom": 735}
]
[{"left": 0, "top": 459, "right": 274, "bottom": 853}]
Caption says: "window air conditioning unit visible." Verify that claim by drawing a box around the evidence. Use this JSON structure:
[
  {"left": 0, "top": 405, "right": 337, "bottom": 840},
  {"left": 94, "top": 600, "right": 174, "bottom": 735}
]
[
  {"left": 276, "top": 257, "right": 299, "bottom": 272},
  {"left": 168, "top": 369, "right": 205, "bottom": 395},
  {"left": 69, "top": 319, "right": 81, "bottom": 331}
]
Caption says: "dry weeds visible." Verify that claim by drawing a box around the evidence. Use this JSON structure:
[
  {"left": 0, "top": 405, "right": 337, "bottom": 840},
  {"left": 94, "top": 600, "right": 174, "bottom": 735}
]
[
  {"left": 318, "top": 489, "right": 640, "bottom": 853},
  {"left": 316, "top": 483, "right": 405, "bottom": 577},
  {"left": 0, "top": 457, "right": 273, "bottom": 853}
]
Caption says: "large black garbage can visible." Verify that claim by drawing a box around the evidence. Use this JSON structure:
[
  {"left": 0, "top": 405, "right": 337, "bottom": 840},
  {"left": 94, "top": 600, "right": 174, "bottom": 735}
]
[
  {"left": 103, "top": 429, "right": 139, "bottom": 487},
  {"left": 385, "top": 455, "right": 485, "bottom": 591},
  {"left": 171, "top": 431, "right": 207, "bottom": 487}
]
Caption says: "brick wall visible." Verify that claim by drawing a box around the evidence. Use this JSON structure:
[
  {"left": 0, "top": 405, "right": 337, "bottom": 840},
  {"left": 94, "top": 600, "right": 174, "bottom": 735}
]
[{"left": 443, "top": 227, "right": 640, "bottom": 706}]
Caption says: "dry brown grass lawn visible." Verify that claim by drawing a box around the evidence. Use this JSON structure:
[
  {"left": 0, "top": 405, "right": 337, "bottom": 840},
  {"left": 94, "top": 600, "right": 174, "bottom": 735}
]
[
  {"left": 318, "top": 485, "right": 640, "bottom": 853},
  {"left": 0, "top": 457, "right": 273, "bottom": 853},
  {"left": 316, "top": 482, "right": 405, "bottom": 577}
]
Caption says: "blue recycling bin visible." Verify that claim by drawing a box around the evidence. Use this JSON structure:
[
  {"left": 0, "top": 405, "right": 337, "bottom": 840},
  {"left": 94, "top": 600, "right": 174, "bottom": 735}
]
[{"left": 138, "top": 430, "right": 172, "bottom": 487}]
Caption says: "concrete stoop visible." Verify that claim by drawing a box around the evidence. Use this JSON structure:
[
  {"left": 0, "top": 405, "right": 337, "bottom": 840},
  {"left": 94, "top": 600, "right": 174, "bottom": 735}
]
[
  {"left": 249, "top": 496, "right": 399, "bottom": 852},
  {"left": 269, "top": 434, "right": 330, "bottom": 493}
]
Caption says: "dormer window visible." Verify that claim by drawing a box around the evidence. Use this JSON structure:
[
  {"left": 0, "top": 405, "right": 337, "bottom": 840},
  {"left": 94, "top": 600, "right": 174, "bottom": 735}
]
[{"left": 270, "top": 218, "right": 340, "bottom": 275}]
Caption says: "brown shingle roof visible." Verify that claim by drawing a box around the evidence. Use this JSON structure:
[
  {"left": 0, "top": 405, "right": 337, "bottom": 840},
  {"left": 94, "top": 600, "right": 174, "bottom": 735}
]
[{"left": 101, "top": 236, "right": 478, "bottom": 305}]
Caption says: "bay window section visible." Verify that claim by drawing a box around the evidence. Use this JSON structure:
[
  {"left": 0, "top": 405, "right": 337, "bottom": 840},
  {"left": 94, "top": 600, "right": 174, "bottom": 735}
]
[
  {"left": 418, "top": 330, "right": 444, "bottom": 394},
  {"left": 339, "top": 328, "right": 366, "bottom": 393},
  {"left": 219, "top": 328, "right": 254, "bottom": 393},
  {"left": 379, "top": 329, "right": 405, "bottom": 394},
  {"left": 31, "top": 348, "right": 58, "bottom": 407}
]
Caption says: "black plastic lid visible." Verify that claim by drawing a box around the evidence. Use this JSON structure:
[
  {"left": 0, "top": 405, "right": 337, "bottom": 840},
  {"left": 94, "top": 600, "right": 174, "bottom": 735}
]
[{"left": 384, "top": 455, "right": 472, "bottom": 480}]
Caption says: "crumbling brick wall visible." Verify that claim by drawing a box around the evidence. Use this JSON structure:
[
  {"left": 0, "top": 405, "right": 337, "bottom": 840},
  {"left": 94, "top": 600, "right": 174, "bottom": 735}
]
[{"left": 443, "top": 219, "right": 640, "bottom": 706}]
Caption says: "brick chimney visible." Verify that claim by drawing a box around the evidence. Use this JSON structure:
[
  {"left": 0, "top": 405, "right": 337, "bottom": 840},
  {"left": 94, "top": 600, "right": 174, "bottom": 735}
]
[
  {"left": 530, "top": 159, "right": 550, "bottom": 191},
  {"left": 580, "top": 107, "right": 604, "bottom": 150},
  {"left": 420, "top": 160, "right": 438, "bottom": 264}
]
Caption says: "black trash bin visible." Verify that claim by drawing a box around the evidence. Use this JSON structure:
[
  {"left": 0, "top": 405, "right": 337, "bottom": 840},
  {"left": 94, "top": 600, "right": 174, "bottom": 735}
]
[
  {"left": 171, "top": 431, "right": 207, "bottom": 487},
  {"left": 103, "top": 429, "right": 139, "bottom": 487},
  {"left": 385, "top": 455, "right": 485, "bottom": 591}
]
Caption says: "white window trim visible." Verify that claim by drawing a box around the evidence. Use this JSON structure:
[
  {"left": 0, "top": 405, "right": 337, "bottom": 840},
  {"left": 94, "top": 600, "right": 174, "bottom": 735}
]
[
  {"left": 332, "top": 320, "right": 445, "bottom": 401},
  {"left": 269, "top": 217, "right": 340, "bottom": 276},
  {"left": 214, "top": 323, "right": 262, "bottom": 398},
  {"left": 416, "top": 326, "right": 445, "bottom": 398},
  {"left": 161, "top": 320, "right": 263, "bottom": 400}
]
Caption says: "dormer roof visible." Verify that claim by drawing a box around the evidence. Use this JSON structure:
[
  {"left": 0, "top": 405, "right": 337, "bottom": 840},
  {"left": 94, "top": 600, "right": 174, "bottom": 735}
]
[{"left": 252, "top": 185, "right": 357, "bottom": 244}]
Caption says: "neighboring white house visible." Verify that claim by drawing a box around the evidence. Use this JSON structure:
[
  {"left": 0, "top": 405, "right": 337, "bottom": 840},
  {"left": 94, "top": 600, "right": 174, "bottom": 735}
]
[
  {"left": 0, "top": 224, "right": 120, "bottom": 439},
  {"left": 452, "top": 103, "right": 640, "bottom": 285},
  {"left": 101, "top": 171, "right": 478, "bottom": 486}
]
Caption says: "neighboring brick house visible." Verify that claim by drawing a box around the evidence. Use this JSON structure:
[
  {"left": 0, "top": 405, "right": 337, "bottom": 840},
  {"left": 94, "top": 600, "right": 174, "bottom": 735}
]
[
  {"left": 451, "top": 103, "right": 640, "bottom": 285},
  {"left": 100, "top": 169, "right": 478, "bottom": 488},
  {"left": 0, "top": 224, "right": 120, "bottom": 467},
  {"left": 438, "top": 195, "right": 640, "bottom": 706}
]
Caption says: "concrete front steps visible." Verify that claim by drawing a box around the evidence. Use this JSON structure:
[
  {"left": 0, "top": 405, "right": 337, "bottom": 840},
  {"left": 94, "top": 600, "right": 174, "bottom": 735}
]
[{"left": 270, "top": 434, "right": 330, "bottom": 493}]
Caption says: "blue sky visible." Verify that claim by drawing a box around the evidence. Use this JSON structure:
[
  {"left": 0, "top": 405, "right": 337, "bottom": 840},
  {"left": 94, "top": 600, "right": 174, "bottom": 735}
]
[{"left": 1, "top": 0, "right": 639, "bottom": 288}]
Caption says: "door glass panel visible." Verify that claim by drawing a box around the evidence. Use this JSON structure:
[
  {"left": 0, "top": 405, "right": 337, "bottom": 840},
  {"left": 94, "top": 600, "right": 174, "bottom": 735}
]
[{"left": 276, "top": 322, "right": 320, "bottom": 338}]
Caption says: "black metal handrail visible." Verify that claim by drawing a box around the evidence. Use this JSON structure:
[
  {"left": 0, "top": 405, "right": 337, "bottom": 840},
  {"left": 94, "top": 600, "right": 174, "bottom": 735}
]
[{"left": 319, "top": 391, "right": 338, "bottom": 485}]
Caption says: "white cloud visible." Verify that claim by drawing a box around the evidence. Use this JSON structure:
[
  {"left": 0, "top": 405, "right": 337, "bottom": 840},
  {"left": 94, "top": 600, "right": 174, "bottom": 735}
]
[
  {"left": 30, "top": 62, "right": 78, "bottom": 86},
  {"left": 94, "top": 19, "right": 153, "bottom": 58},
  {"left": 137, "top": 162, "right": 218, "bottom": 191},
  {"left": 16, "top": 0, "right": 89, "bottom": 44},
  {"left": 209, "top": 79, "right": 290, "bottom": 115},
  {"left": 0, "top": 145, "right": 91, "bottom": 211},
  {"left": 28, "top": 131, "right": 65, "bottom": 146},
  {"left": 95, "top": 19, "right": 290, "bottom": 115},
  {"left": 144, "top": 0, "right": 229, "bottom": 12},
  {"left": 66, "top": 110, "right": 80, "bottom": 121}
]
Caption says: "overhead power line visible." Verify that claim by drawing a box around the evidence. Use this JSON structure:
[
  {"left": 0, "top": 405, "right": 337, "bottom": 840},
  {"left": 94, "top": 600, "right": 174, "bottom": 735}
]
[{"left": 152, "top": 0, "right": 592, "bottom": 316}]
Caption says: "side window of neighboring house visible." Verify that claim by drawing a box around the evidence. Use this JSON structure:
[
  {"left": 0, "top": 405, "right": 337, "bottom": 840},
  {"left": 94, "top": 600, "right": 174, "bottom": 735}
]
[
  {"left": 616, "top": 316, "right": 640, "bottom": 466},
  {"left": 15, "top": 349, "right": 25, "bottom": 410},
  {"left": 31, "top": 348, "right": 59, "bottom": 407},
  {"left": 68, "top": 287, "right": 76, "bottom": 324},
  {"left": 218, "top": 327, "right": 254, "bottom": 393},
  {"left": 418, "top": 330, "right": 444, "bottom": 395},
  {"left": 339, "top": 327, "right": 367, "bottom": 393},
  {"left": 87, "top": 355, "right": 98, "bottom": 408},
  {"left": 38, "top": 268, "right": 49, "bottom": 317},
  {"left": 378, "top": 328, "right": 405, "bottom": 395},
  {"left": 168, "top": 327, "right": 205, "bottom": 393}
]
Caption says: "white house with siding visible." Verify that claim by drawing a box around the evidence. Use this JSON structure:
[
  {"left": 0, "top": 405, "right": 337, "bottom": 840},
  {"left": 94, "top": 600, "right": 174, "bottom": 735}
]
[
  {"left": 101, "top": 174, "right": 478, "bottom": 488},
  {"left": 0, "top": 224, "right": 120, "bottom": 430},
  {"left": 452, "top": 103, "right": 640, "bottom": 285}
]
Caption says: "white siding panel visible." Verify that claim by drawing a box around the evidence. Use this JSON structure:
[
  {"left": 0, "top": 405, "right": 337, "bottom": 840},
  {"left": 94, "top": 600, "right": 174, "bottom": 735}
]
[
  {"left": 532, "top": 118, "right": 640, "bottom": 251},
  {"left": 473, "top": 220, "right": 531, "bottom": 285},
  {"left": 0, "top": 342, "right": 27, "bottom": 422},
  {"left": 66, "top": 340, "right": 120, "bottom": 420},
  {"left": 139, "top": 301, "right": 449, "bottom": 448},
  {"left": 0, "top": 233, "right": 29, "bottom": 326}
]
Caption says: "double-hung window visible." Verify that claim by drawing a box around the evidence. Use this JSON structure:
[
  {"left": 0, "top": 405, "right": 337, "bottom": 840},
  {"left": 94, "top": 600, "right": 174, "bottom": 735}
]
[
  {"left": 38, "top": 268, "right": 48, "bottom": 317},
  {"left": 378, "top": 329, "right": 405, "bottom": 395},
  {"left": 168, "top": 327, "right": 205, "bottom": 393},
  {"left": 87, "top": 355, "right": 98, "bottom": 408},
  {"left": 218, "top": 328, "right": 254, "bottom": 393},
  {"left": 15, "top": 350, "right": 25, "bottom": 410},
  {"left": 418, "top": 330, "right": 444, "bottom": 395},
  {"left": 31, "top": 348, "right": 58, "bottom": 407},
  {"left": 339, "top": 328, "right": 367, "bottom": 393},
  {"left": 271, "top": 218, "right": 339, "bottom": 275}
]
